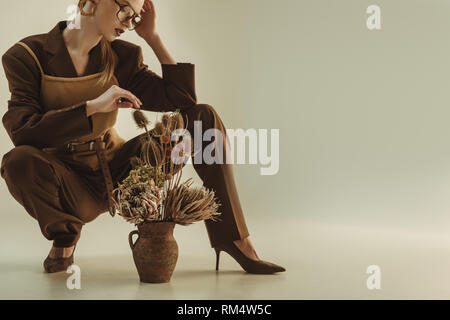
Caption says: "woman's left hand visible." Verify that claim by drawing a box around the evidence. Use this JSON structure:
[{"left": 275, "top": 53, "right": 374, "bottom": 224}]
[{"left": 135, "top": 0, "right": 158, "bottom": 42}]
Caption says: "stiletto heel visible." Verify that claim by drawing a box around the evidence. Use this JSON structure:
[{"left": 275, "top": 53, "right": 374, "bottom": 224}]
[
  {"left": 215, "top": 248, "right": 221, "bottom": 271},
  {"left": 213, "top": 242, "right": 285, "bottom": 274}
]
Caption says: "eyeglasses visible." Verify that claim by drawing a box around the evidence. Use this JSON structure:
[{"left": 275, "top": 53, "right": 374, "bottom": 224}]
[{"left": 113, "top": 0, "right": 142, "bottom": 31}]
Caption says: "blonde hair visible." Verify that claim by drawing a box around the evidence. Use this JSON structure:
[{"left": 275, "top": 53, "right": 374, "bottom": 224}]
[{"left": 78, "top": 0, "right": 117, "bottom": 87}]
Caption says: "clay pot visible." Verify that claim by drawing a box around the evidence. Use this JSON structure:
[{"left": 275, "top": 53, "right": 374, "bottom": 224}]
[{"left": 128, "top": 221, "right": 178, "bottom": 283}]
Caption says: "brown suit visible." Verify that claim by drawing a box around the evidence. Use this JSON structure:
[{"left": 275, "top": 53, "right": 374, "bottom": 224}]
[{"left": 1, "top": 21, "right": 250, "bottom": 248}]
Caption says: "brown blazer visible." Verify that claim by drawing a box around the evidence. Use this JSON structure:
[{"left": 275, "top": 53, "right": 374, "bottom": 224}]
[{"left": 1, "top": 20, "right": 197, "bottom": 149}]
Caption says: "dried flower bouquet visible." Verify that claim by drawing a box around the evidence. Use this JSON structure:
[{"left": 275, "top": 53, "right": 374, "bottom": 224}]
[{"left": 111, "top": 109, "right": 222, "bottom": 226}]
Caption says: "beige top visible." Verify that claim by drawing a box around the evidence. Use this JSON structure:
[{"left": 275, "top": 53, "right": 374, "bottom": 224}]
[{"left": 16, "top": 41, "right": 126, "bottom": 172}]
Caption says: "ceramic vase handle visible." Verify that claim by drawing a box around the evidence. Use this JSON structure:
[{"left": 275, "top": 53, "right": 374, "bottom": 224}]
[{"left": 129, "top": 230, "right": 139, "bottom": 250}]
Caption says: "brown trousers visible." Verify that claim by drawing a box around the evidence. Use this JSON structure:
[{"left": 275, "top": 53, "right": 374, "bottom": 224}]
[{"left": 0, "top": 104, "right": 250, "bottom": 248}]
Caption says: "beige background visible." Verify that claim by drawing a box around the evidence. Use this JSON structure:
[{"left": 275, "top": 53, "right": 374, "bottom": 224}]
[{"left": 1, "top": 0, "right": 450, "bottom": 299}]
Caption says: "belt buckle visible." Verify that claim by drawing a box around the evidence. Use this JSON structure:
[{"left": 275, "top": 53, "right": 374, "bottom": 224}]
[
  {"left": 66, "top": 140, "right": 95, "bottom": 152},
  {"left": 66, "top": 143, "right": 75, "bottom": 152}
]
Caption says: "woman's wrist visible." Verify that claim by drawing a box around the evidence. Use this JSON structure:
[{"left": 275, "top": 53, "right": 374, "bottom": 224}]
[{"left": 144, "top": 33, "right": 160, "bottom": 47}]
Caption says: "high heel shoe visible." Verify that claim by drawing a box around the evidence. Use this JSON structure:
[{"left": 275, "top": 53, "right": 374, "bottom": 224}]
[
  {"left": 214, "top": 242, "right": 286, "bottom": 274},
  {"left": 43, "top": 244, "right": 76, "bottom": 273}
]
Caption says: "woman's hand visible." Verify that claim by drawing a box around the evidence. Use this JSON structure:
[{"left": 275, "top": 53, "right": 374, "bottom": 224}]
[
  {"left": 86, "top": 85, "right": 142, "bottom": 116},
  {"left": 134, "top": 0, "right": 158, "bottom": 42}
]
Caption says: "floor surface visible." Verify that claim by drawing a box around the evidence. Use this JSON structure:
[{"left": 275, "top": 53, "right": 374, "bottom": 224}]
[{"left": 1, "top": 211, "right": 450, "bottom": 299}]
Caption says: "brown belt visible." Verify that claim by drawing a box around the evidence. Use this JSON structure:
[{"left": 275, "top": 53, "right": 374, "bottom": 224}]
[{"left": 59, "top": 137, "right": 117, "bottom": 217}]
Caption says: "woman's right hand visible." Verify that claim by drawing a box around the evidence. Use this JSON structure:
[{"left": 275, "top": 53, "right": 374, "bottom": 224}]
[{"left": 86, "top": 85, "right": 142, "bottom": 116}]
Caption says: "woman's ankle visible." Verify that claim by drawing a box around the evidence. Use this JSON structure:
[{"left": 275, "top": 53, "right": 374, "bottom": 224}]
[
  {"left": 49, "top": 244, "right": 74, "bottom": 259},
  {"left": 233, "top": 237, "right": 261, "bottom": 261}
]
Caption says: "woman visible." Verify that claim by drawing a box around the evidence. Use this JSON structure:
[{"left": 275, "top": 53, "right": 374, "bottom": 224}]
[{"left": 1, "top": 0, "right": 285, "bottom": 274}]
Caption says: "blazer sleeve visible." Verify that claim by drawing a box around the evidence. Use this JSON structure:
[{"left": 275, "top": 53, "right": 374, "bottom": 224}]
[
  {"left": 1, "top": 46, "right": 93, "bottom": 148},
  {"left": 124, "top": 45, "right": 197, "bottom": 112}
]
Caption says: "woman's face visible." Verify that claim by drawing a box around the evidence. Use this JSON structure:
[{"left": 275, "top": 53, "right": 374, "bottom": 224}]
[{"left": 91, "top": 0, "right": 145, "bottom": 41}]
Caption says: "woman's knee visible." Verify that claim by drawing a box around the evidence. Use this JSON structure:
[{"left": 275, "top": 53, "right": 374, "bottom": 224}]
[
  {"left": 193, "top": 103, "right": 216, "bottom": 116},
  {"left": 181, "top": 103, "right": 218, "bottom": 128},
  {"left": 1, "top": 145, "right": 54, "bottom": 182}
]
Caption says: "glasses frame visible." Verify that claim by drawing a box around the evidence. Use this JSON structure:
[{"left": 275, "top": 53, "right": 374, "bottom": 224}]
[{"left": 113, "top": 0, "right": 142, "bottom": 31}]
